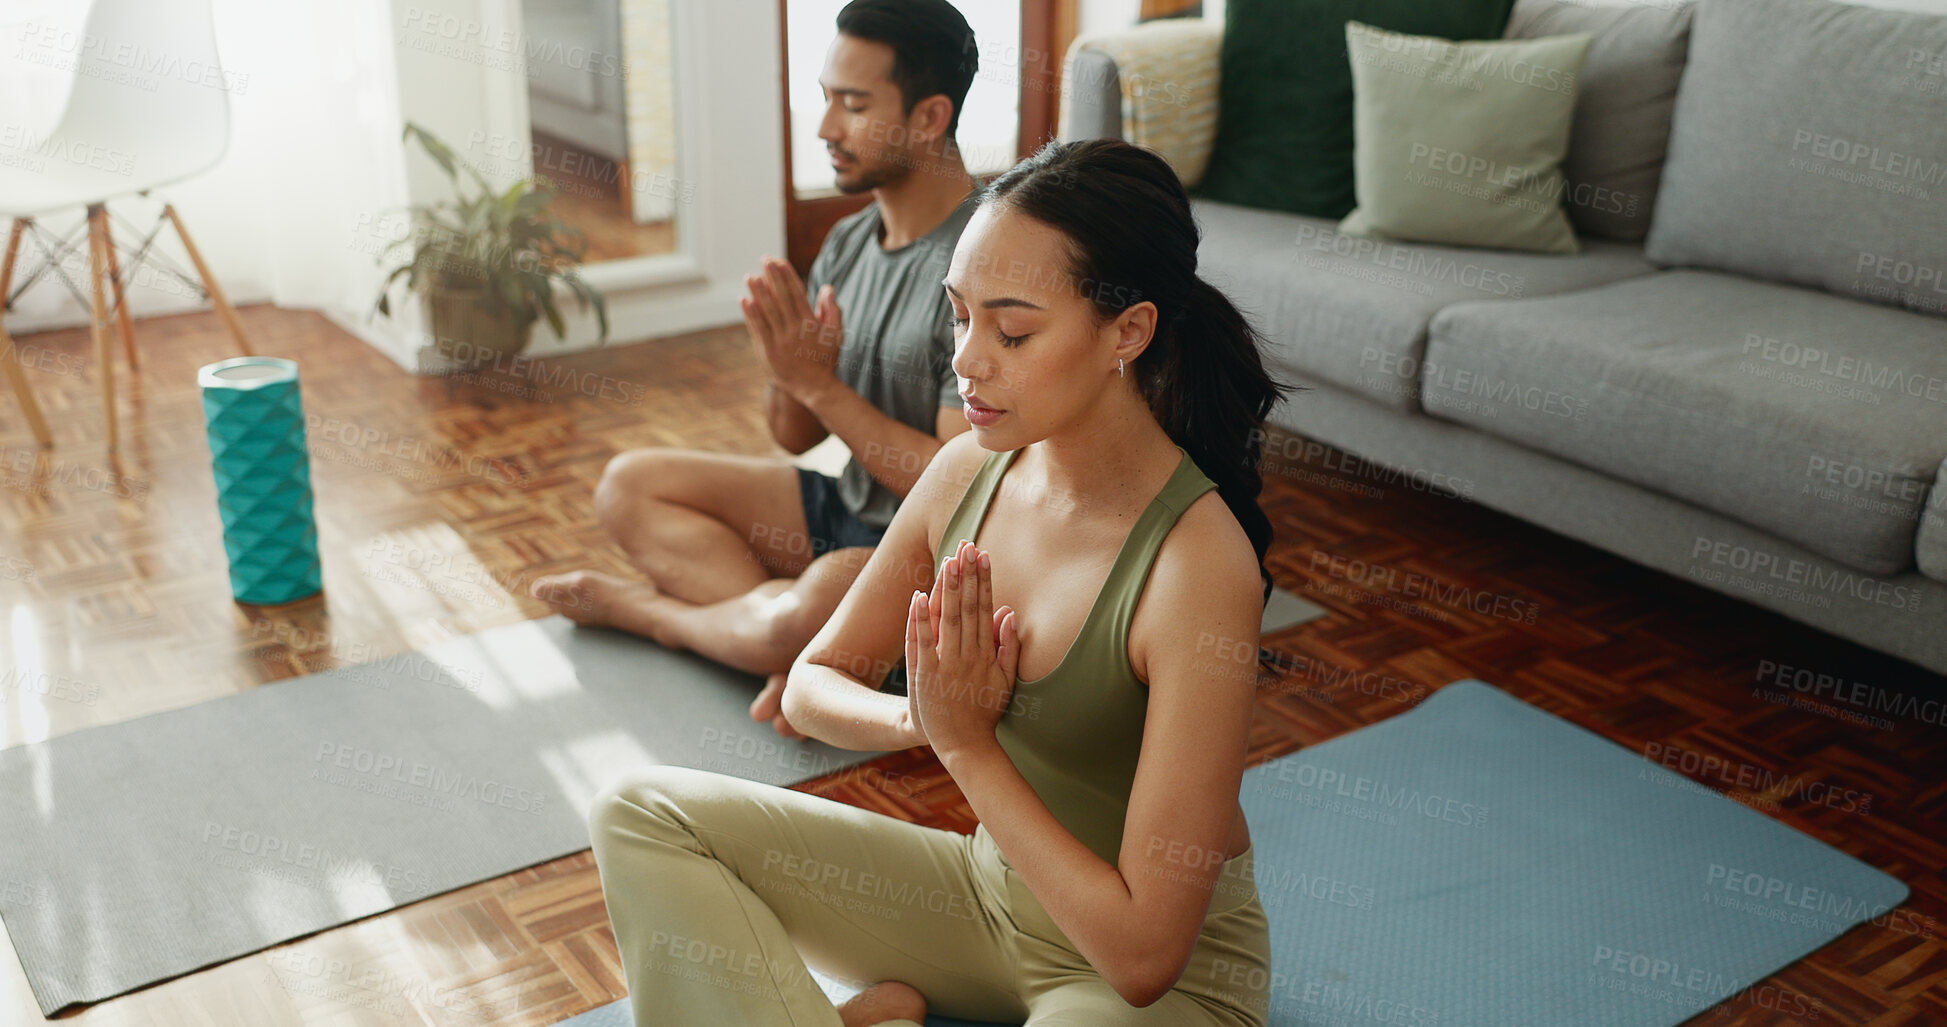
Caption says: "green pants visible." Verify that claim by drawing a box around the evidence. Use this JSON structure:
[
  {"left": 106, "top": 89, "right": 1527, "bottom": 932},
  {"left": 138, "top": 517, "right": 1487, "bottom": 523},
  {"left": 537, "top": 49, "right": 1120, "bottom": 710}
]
[{"left": 589, "top": 765, "right": 1272, "bottom": 1026}]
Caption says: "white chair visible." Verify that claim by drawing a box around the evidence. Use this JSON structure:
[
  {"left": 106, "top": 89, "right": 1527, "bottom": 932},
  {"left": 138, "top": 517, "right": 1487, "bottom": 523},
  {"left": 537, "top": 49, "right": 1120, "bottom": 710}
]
[{"left": 0, "top": 0, "right": 254, "bottom": 450}]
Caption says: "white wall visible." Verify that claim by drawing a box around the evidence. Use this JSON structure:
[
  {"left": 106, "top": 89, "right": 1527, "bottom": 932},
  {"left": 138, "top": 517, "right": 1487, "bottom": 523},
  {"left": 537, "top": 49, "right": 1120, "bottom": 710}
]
[
  {"left": 1078, "top": 0, "right": 1142, "bottom": 36},
  {"left": 2, "top": 0, "right": 784, "bottom": 373}
]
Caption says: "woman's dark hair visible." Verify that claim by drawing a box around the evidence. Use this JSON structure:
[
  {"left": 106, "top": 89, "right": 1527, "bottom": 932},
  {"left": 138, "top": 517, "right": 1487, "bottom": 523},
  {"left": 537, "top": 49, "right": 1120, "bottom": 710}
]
[
  {"left": 980, "top": 139, "right": 1298, "bottom": 607},
  {"left": 835, "top": 0, "right": 978, "bottom": 139}
]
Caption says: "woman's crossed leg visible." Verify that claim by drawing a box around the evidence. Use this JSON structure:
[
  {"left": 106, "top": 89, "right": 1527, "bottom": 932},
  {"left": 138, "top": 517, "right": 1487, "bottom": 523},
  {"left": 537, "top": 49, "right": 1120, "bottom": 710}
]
[{"left": 590, "top": 765, "right": 1027, "bottom": 1026}]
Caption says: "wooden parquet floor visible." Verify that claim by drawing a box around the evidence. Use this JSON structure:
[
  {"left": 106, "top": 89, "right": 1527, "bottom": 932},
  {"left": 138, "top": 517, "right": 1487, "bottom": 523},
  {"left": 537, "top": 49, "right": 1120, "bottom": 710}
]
[{"left": 0, "top": 305, "right": 1941, "bottom": 1025}]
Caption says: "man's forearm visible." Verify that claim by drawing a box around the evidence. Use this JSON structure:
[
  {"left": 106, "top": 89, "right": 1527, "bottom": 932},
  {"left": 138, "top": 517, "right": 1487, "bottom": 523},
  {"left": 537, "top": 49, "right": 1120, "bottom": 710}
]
[
  {"left": 766, "top": 381, "right": 827, "bottom": 454},
  {"left": 799, "top": 378, "right": 945, "bottom": 498}
]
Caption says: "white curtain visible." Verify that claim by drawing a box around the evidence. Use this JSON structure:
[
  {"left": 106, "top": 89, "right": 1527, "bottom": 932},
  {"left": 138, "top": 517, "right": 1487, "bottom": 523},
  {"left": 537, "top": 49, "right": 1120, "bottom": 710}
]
[{"left": 0, "top": 0, "right": 409, "bottom": 334}]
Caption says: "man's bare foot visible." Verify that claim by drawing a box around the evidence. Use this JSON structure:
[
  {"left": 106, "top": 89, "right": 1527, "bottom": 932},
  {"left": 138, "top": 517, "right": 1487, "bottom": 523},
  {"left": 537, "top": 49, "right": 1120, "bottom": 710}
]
[
  {"left": 530, "top": 571, "right": 676, "bottom": 645},
  {"left": 751, "top": 672, "right": 807, "bottom": 740},
  {"left": 836, "top": 980, "right": 926, "bottom": 1027}
]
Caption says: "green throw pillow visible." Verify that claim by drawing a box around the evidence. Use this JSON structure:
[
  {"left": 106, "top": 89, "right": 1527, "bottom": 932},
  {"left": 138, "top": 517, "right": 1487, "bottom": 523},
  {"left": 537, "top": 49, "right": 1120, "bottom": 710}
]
[
  {"left": 1195, "top": 0, "right": 1517, "bottom": 219},
  {"left": 1338, "top": 22, "right": 1592, "bottom": 254},
  {"left": 1339, "top": 22, "right": 1596, "bottom": 255}
]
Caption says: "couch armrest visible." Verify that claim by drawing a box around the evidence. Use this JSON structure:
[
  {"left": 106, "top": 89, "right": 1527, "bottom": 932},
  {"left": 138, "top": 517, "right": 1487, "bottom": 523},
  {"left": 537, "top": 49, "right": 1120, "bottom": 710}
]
[
  {"left": 1057, "top": 19, "right": 1222, "bottom": 188},
  {"left": 1920, "top": 458, "right": 1947, "bottom": 583}
]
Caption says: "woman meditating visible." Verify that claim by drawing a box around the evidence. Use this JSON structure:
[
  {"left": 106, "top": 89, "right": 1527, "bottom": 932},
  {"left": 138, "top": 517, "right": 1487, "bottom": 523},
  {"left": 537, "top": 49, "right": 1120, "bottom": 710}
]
[{"left": 589, "top": 138, "right": 1293, "bottom": 1026}]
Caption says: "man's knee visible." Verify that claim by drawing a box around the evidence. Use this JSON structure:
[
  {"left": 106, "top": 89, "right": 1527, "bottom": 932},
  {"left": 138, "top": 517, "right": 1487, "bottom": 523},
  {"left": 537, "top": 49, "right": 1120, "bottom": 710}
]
[
  {"left": 801, "top": 545, "right": 874, "bottom": 591},
  {"left": 760, "top": 591, "right": 836, "bottom": 657},
  {"left": 761, "top": 547, "right": 872, "bottom": 652},
  {"left": 594, "top": 447, "right": 682, "bottom": 529}
]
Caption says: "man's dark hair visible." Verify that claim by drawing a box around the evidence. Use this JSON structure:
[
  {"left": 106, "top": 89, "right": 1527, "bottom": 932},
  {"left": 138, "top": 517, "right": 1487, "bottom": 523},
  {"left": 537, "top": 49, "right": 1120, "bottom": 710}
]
[{"left": 835, "top": 0, "right": 978, "bottom": 138}]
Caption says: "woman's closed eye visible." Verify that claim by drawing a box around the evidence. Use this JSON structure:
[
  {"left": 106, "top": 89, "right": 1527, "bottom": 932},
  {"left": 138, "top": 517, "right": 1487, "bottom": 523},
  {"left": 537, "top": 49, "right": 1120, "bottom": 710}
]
[{"left": 949, "top": 315, "right": 1028, "bottom": 348}]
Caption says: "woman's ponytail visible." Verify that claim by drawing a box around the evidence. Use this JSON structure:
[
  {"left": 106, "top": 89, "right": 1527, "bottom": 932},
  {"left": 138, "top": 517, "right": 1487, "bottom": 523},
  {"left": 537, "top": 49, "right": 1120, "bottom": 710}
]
[{"left": 1148, "top": 276, "right": 1291, "bottom": 607}]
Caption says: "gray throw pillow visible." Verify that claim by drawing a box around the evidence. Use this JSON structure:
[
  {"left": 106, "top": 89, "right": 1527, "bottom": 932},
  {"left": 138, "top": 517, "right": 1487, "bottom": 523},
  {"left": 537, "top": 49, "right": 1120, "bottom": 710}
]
[
  {"left": 1504, "top": 0, "right": 1695, "bottom": 243},
  {"left": 1339, "top": 21, "right": 1593, "bottom": 254},
  {"left": 1644, "top": 0, "right": 1947, "bottom": 318}
]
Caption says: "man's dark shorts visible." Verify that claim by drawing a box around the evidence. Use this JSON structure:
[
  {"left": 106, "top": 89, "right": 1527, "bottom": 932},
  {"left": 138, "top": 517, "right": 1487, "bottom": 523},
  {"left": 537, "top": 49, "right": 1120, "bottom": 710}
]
[
  {"left": 793, "top": 467, "right": 907, "bottom": 694},
  {"left": 795, "top": 468, "right": 888, "bottom": 560}
]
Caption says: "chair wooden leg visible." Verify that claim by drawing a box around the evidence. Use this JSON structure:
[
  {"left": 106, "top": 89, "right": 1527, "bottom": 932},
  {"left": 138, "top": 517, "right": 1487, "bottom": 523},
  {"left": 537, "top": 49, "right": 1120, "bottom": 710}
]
[
  {"left": 162, "top": 204, "right": 253, "bottom": 356},
  {"left": 97, "top": 206, "right": 138, "bottom": 370},
  {"left": 1, "top": 218, "right": 55, "bottom": 444},
  {"left": 87, "top": 204, "right": 117, "bottom": 450},
  {"left": 1, "top": 325, "right": 52, "bottom": 446},
  {"left": 0, "top": 219, "right": 24, "bottom": 301}
]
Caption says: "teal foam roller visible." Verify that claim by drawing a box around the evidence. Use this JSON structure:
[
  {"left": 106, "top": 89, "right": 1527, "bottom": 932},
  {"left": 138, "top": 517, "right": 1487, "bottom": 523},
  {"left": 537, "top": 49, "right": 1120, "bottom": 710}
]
[{"left": 198, "top": 357, "right": 322, "bottom": 605}]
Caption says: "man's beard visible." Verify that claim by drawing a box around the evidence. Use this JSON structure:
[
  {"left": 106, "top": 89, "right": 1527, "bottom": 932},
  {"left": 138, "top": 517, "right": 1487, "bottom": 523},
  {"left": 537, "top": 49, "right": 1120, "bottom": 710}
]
[{"left": 831, "top": 148, "right": 911, "bottom": 194}]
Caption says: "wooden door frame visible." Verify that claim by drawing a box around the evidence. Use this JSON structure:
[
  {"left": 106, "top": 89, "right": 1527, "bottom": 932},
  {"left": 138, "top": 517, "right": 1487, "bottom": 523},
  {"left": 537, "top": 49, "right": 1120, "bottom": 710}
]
[{"left": 780, "top": 0, "right": 1066, "bottom": 275}]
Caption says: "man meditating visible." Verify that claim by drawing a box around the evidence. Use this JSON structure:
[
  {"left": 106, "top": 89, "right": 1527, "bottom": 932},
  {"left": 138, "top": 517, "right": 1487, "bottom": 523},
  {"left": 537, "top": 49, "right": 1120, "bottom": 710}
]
[{"left": 532, "top": 0, "right": 979, "bottom": 738}]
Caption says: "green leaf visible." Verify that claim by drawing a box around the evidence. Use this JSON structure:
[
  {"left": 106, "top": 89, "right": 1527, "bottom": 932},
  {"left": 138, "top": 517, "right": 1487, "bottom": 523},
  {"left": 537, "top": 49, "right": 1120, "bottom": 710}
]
[
  {"left": 403, "top": 120, "right": 491, "bottom": 198},
  {"left": 401, "top": 122, "right": 456, "bottom": 182},
  {"left": 511, "top": 188, "right": 552, "bottom": 220}
]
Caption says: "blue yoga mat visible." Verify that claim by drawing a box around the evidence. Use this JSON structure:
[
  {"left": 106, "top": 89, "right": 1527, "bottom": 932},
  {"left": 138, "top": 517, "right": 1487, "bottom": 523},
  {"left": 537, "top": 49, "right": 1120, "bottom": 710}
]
[{"left": 561, "top": 679, "right": 1909, "bottom": 1027}]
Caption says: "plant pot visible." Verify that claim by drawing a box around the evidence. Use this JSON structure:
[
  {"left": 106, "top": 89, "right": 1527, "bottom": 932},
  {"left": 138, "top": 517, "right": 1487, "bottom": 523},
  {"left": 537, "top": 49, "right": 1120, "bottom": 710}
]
[{"left": 426, "top": 283, "right": 538, "bottom": 371}]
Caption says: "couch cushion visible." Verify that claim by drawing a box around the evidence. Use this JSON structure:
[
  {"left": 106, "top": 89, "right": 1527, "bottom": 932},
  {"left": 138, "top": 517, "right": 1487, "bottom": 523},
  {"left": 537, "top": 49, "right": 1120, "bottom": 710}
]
[
  {"left": 1195, "top": 0, "right": 1518, "bottom": 219},
  {"left": 1504, "top": 0, "right": 1694, "bottom": 244},
  {"left": 1339, "top": 21, "right": 1592, "bottom": 254},
  {"left": 1424, "top": 270, "right": 1947, "bottom": 573},
  {"left": 1644, "top": 0, "right": 1947, "bottom": 318},
  {"left": 1193, "top": 198, "right": 1655, "bottom": 410}
]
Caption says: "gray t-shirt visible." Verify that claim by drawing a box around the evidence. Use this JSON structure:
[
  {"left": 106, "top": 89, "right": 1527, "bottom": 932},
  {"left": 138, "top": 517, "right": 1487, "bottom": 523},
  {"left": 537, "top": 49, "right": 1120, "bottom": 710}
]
[{"left": 805, "top": 193, "right": 978, "bottom": 531}]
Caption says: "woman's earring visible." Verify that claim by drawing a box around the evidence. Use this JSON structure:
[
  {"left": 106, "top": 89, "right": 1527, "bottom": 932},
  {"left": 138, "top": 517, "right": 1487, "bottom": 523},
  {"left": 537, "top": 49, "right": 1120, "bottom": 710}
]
[{"left": 1118, "top": 358, "right": 1125, "bottom": 378}]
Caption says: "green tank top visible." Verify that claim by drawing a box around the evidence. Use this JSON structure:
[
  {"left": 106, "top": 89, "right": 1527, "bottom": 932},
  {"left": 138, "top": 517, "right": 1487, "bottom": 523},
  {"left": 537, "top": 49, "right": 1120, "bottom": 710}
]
[{"left": 934, "top": 444, "right": 1218, "bottom": 864}]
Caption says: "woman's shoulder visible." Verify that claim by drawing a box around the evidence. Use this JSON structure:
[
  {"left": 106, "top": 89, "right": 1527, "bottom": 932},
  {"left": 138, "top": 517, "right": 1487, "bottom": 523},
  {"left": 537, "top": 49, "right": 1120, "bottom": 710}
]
[
  {"left": 920, "top": 431, "right": 999, "bottom": 504},
  {"left": 1129, "top": 482, "right": 1261, "bottom": 686},
  {"left": 906, "top": 432, "right": 1003, "bottom": 551},
  {"left": 939, "top": 428, "right": 997, "bottom": 473},
  {"left": 1127, "top": 480, "right": 1261, "bottom": 688},
  {"left": 1145, "top": 461, "right": 1260, "bottom": 612},
  {"left": 1156, "top": 483, "right": 1257, "bottom": 593}
]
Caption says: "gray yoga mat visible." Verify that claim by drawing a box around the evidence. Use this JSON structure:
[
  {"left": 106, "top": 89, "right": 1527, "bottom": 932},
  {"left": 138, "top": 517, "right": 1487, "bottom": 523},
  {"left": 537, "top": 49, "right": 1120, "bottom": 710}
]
[
  {"left": 1262, "top": 585, "right": 1326, "bottom": 637},
  {"left": 562, "top": 679, "right": 1909, "bottom": 1027},
  {"left": 0, "top": 616, "right": 888, "bottom": 1016}
]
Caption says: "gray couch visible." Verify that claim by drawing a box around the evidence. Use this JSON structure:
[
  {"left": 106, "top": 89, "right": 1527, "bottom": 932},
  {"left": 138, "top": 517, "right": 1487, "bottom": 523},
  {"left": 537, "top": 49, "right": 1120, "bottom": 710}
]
[{"left": 1065, "top": 0, "right": 1947, "bottom": 675}]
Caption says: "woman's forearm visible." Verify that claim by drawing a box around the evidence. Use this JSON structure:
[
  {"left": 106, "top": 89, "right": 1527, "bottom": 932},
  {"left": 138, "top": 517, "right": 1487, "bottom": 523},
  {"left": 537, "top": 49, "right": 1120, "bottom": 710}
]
[
  {"left": 939, "top": 741, "right": 1169, "bottom": 1005},
  {"left": 782, "top": 659, "right": 923, "bottom": 752}
]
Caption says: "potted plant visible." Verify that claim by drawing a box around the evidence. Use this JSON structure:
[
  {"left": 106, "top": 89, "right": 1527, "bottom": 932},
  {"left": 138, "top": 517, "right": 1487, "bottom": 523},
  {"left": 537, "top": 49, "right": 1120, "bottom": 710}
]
[{"left": 375, "top": 121, "right": 609, "bottom": 367}]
